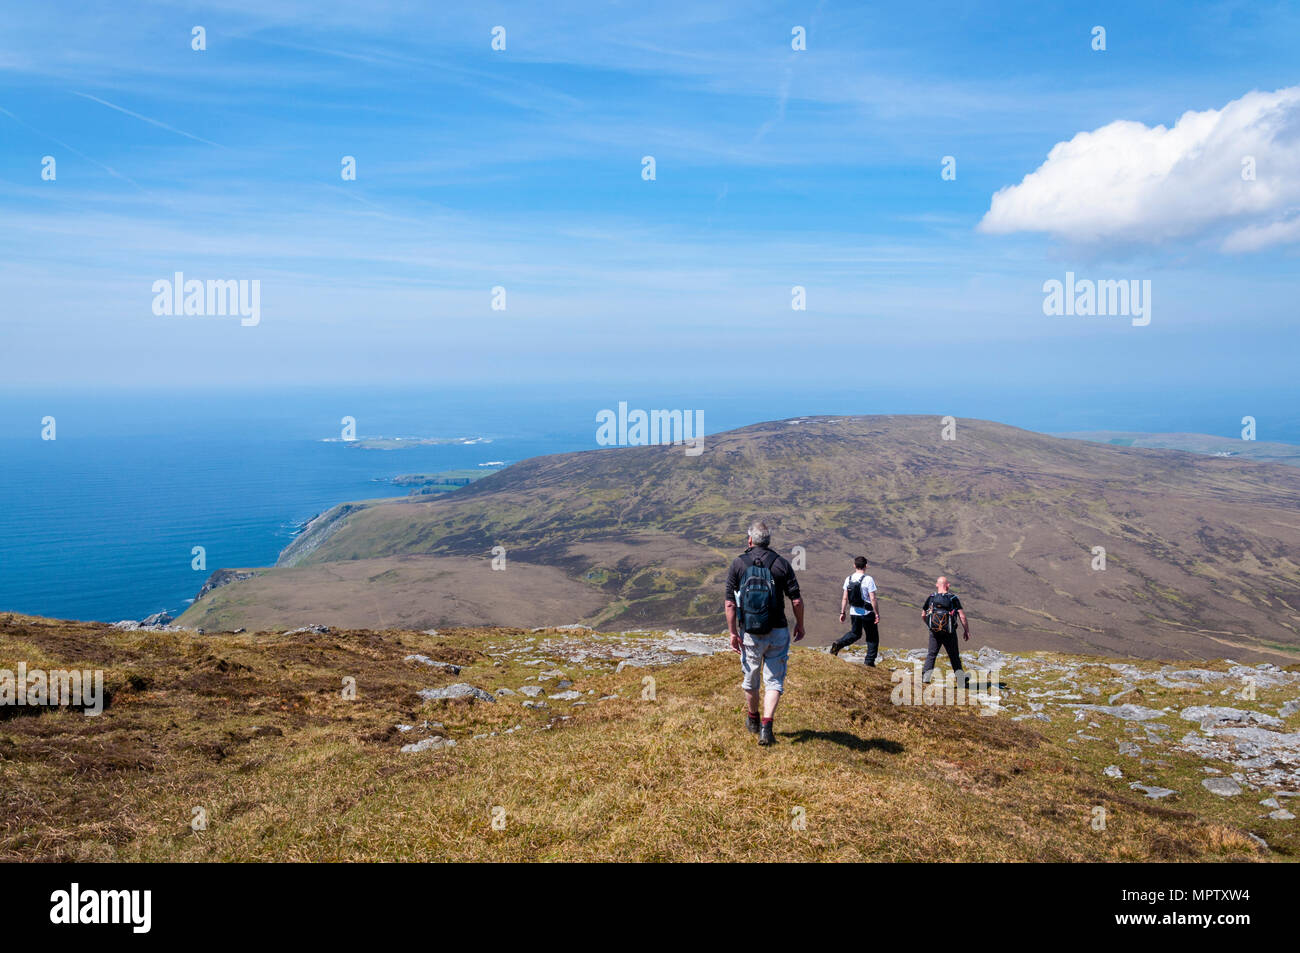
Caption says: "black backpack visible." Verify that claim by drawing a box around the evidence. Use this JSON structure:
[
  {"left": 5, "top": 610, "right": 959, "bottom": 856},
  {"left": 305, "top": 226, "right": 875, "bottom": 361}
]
[
  {"left": 738, "top": 549, "right": 780, "bottom": 635},
  {"left": 847, "top": 574, "right": 867, "bottom": 609},
  {"left": 927, "top": 593, "right": 957, "bottom": 635}
]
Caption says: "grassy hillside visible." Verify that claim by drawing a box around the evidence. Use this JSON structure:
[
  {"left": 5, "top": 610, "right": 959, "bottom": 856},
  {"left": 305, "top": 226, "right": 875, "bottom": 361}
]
[
  {"left": 180, "top": 416, "right": 1300, "bottom": 662},
  {"left": 3, "top": 613, "right": 1296, "bottom": 861}
]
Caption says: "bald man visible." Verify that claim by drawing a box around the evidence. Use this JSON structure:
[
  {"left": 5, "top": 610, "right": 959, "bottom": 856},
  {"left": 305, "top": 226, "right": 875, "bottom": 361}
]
[{"left": 921, "top": 576, "right": 970, "bottom": 685}]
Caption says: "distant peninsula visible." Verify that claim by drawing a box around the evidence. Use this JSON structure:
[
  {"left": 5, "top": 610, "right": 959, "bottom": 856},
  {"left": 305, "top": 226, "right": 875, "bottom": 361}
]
[{"left": 320, "top": 435, "right": 493, "bottom": 450}]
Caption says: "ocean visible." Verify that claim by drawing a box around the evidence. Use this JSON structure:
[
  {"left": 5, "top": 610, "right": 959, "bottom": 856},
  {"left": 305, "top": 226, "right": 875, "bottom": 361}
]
[{"left": 2, "top": 385, "right": 1296, "bottom": 622}]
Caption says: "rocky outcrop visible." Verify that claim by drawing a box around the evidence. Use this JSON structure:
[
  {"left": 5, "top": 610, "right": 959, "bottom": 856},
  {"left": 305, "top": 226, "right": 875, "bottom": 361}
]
[
  {"left": 417, "top": 683, "right": 495, "bottom": 704},
  {"left": 277, "top": 503, "right": 368, "bottom": 567},
  {"left": 194, "top": 569, "right": 260, "bottom": 601}
]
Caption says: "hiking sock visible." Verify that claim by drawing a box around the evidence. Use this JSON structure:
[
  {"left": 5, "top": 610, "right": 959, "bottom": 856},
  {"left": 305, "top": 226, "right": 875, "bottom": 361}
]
[{"left": 761, "top": 717, "right": 773, "bottom": 726}]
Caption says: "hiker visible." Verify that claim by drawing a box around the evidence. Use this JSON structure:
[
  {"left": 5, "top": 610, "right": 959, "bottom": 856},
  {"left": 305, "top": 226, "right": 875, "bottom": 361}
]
[
  {"left": 830, "top": 556, "right": 880, "bottom": 665},
  {"left": 724, "top": 521, "right": 805, "bottom": 746},
  {"left": 921, "top": 576, "right": 970, "bottom": 684}
]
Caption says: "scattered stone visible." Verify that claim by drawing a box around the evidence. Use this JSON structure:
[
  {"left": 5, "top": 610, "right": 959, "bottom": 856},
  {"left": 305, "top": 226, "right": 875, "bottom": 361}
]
[
  {"left": 1130, "top": 783, "right": 1177, "bottom": 800},
  {"left": 1065, "top": 703, "right": 1165, "bottom": 721},
  {"left": 400, "top": 736, "right": 456, "bottom": 753},
  {"left": 404, "top": 654, "right": 461, "bottom": 674},
  {"left": 666, "top": 638, "right": 726, "bottom": 656},
  {"left": 1104, "top": 765, "right": 1123, "bottom": 778},
  {"left": 1202, "top": 777, "right": 1242, "bottom": 797},
  {"left": 1268, "top": 809, "right": 1296, "bottom": 821},
  {"left": 417, "top": 683, "right": 496, "bottom": 704},
  {"left": 1180, "top": 706, "right": 1283, "bottom": 730},
  {"left": 549, "top": 690, "right": 581, "bottom": 701},
  {"left": 519, "top": 685, "right": 544, "bottom": 697},
  {"left": 1118, "top": 742, "right": 1142, "bottom": 757},
  {"left": 495, "top": 687, "right": 517, "bottom": 697},
  {"left": 283, "top": 624, "right": 331, "bottom": 636}
]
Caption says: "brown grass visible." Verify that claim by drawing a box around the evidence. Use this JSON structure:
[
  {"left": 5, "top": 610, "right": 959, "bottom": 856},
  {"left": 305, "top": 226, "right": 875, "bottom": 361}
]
[{"left": 0, "top": 613, "right": 1275, "bottom": 862}]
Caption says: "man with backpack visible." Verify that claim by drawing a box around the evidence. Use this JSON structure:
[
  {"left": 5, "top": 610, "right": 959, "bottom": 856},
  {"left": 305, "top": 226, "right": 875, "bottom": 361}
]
[
  {"left": 830, "top": 556, "right": 880, "bottom": 665},
  {"left": 724, "top": 521, "right": 805, "bottom": 746},
  {"left": 921, "top": 576, "right": 971, "bottom": 684}
]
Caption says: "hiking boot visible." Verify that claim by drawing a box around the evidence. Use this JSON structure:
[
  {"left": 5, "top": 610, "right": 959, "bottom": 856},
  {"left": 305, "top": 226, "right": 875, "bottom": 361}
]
[
  {"left": 746, "top": 711, "right": 761, "bottom": 734},
  {"left": 758, "top": 723, "right": 775, "bottom": 746},
  {"left": 829, "top": 641, "right": 843, "bottom": 657}
]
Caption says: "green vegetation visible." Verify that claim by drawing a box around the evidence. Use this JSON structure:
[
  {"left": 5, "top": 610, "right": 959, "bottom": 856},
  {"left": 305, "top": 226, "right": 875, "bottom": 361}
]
[{"left": 393, "top": 468, "right": 502, "bottom": 495}]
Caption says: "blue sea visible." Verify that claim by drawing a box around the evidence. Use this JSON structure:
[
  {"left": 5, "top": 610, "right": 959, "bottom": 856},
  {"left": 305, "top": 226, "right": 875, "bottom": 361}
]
[{"left": 2, "top": 385, "right": 1297, "bottom": 622}]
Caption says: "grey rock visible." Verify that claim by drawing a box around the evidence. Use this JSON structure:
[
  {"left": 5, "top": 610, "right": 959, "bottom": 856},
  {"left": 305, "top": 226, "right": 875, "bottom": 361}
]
[
  {"left": 417, "top": 683, "right": 496, "bottom": 704},
  {"left": 404, "top": 654, "right": 461, "bottom": 674},
  {"left": 283, "top": 624, "right": 331, "bottom": 636},
  {"left": 1118, "top": 742, "right": 1143, "bottom": 757},
  {"left": 1202, "top": 777, "right": 1242, "bottom": 797},
  {"left": 1104, "top": 765, "right": 1123, "bottom": 778},
  {"left": 1269, "top": 809, "right": 1296, "bottom": 821},
  {"left": 1065, "top": 703, "right": 1165, "bottom": 721},
  {"left": 518, "top": 685, "right": 544, "bottom": 697},
  {"left": 1130, "top": 783, "right": 1177, "bottom": 799},
  {"left": 495, "top": 687, "right": 517, "bottom": 696},
  {"left": 549, "top": 690, "right": 582, "bottom": 701},
  {"left": 1180, "top": 706, "right": 1283, "bottom": 729},
  {"left": 400, "top": 736, "right": 457, "bottom": 753},
  {"left": 667, "top": 638, "right": 727, "bottom": 656}
]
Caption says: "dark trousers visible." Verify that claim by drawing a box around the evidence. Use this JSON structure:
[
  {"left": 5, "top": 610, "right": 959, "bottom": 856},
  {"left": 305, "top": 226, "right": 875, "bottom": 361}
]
[
  {"left": 833, "top": 614, "right": 879, "bottom": 665},
  {"left": 923, "top": 629, "right": 963, "bottom": 679}
]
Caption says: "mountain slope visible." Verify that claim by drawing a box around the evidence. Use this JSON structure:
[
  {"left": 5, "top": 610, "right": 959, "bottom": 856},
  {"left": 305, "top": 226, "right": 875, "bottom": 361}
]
[
  {"left": 2, "top": 614, "right": 1293, "bottom": 861},
  {"left": 179, "top": 415, "right": 1300, "bottom": 661}
]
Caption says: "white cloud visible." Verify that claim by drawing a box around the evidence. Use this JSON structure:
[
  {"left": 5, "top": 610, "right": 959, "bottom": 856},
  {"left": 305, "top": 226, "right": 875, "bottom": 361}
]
[{"left": 979, "top": 87, "right": 1300, "bottom": 251}]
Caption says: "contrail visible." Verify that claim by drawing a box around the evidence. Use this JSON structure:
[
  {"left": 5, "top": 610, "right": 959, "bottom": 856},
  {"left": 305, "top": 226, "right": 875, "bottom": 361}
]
[
  {"left": 72, "top": 92, "right": 223, "bottom": 148},
  {"left": 0, "top": 104, "right": 156, "bottom": 196}
]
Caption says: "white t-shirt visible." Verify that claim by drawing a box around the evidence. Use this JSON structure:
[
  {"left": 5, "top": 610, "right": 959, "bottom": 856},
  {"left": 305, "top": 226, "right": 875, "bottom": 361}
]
[{"left": 843, "top": 571, "right": 877, "bottom": 616}]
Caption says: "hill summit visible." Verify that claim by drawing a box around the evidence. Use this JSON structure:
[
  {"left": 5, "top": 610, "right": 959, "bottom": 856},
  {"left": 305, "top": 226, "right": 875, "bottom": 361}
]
[{"left": 180, "top": 415, "right": 1300, "bottom": 662}]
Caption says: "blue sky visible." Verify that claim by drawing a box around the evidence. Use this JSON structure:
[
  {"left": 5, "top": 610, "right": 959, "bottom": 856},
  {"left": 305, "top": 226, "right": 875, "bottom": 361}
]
[{"left": 1, "top": 1, "right": 1297, "bottom": 407}]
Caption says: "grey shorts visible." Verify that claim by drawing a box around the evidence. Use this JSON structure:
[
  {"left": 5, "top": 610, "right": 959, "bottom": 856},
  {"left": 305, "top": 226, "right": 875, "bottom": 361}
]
[{"left": 740, "top": 627, "right": 791, "bottom": 693}]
